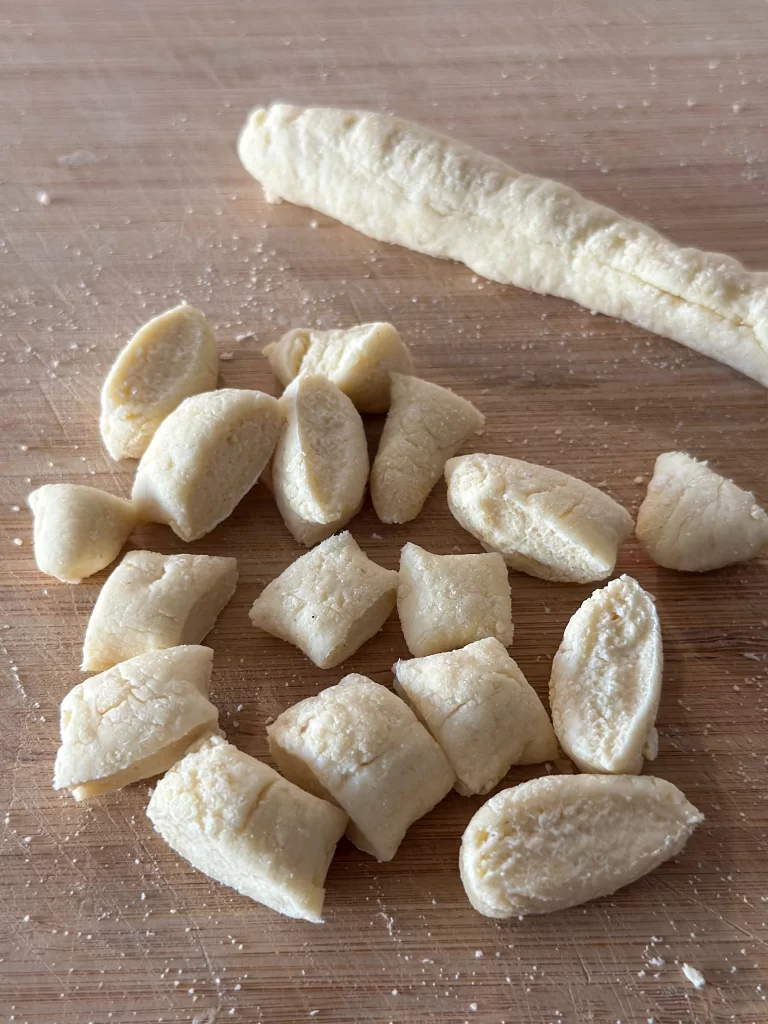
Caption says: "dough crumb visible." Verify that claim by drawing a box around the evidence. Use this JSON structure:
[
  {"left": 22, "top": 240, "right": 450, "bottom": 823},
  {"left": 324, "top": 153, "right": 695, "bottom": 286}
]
[
  {"left": 681, "top": 963, "right": 706, "bottom": 988},
  {"left": 35, "top": 189, "right": 52, "bottom": 205}
]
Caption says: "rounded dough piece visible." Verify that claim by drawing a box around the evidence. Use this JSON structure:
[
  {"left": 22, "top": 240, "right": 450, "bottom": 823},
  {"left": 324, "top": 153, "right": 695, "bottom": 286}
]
[
  {"left": 445, "top": 453, "right": 634, "bottom": 583},
  {"left": 272, "top": 375, "right": 369, "bottom": 546},
  {"left": 263, "top": 322, "right": 414, "bottom": 413},
  {"left": 267, "top": 674, "right": 455, "bottom": 861},
  {"left": 460, "top": 775, "right": 703, "bottom": 918},
  {"left": 54, "top": 645, "right": 218, "bottom": 800},
  {"left": 549, "top": 575, "right": 662, "bottom": 774},
  {"left": 370, "top": 374, "right": 484, "bottom": 524},
  {"left": 132, "top": 388, "right": 281, "bottom": 541},
  {"left": 100, "top": 304, "right": 219, "bottom": 460},
  {"left": 28, "top": 484, "right": 136, "bottom": 583},
  {"left": 636, "top": 451, "right": 768, "bottom": 571}
]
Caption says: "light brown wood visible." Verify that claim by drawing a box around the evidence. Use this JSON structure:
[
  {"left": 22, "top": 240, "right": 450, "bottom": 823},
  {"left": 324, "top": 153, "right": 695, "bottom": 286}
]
[{"left": 2, "top": 1, "right": 768, "bottom": 1021}]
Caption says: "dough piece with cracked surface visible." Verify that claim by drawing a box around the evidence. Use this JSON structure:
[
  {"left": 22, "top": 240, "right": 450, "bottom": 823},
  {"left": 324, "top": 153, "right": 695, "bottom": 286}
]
[
  {"left": 239, "top": 104, "right": 768, "bottom": 388},
  {"left": 550, "top": 575, "right": 662, "bottom": 774},
  {"left": 54, "top": 645, "right": 218, "bottom": 800},
  {"left": 460, "top": 774, "right": 703, "bottom": 918},
  {"left": 100, "top": 304, "right": 219, "bottom": 460},
  {"left": 371, "top": 374, "right": 484, "bottom": 524},
  {"left": 267, "top": 674, "right": 455, "bottom": 861},
  {"left": 147, "top": 734, "right": 347, "bottom": 923},
  {"left": 82, "top": 550, "right": 238, "bottom": 672},
  {"left": 394, "top": 637, "right": 557, "bottom": 795},
  {"left": 636, "top": 451, "right": 768, "bottom": 571},
  {"left": 28, "top": 484, "right": 136, "bottom": 584},
  {"left": 445, "top": 453, "right": 633, "bottom": 583},
  {"left": 397, "top": 542, "right": 513, "bottom": 657},
  {"left": 249, "top": 532, "right": 397, "bottom": 669},
  {"left": 132, "top": 389, "right": 280, "bottom": 542},
  {"left": 264, "top": 322, "right": 414, "bottom": 413},
  {"left": 272, "top": 375, "right": 369, "bottom": 546}
]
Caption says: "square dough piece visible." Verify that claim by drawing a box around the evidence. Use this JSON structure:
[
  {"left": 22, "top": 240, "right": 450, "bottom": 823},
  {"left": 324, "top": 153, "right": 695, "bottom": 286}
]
[
  {"left": 397, "top": 542, "right": 514, "bottom": 657},
  {"left": 394, "top": 637, "right": 559, "bottom": 796},
  {"left": 249, "top": 532, "right": 398, "bottom": 669},
  {"left": 147, "top": 735, "right": 348, "bottom": 923},
  {"left": 267, "top": 674, "right": 456, "bottom": 861}
]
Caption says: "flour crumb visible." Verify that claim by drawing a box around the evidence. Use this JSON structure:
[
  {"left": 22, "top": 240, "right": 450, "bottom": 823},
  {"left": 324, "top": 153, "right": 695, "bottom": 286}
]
[
  {"left": 36, "top": 189, "right": 52, "bottom": 205},
  {"left": 681, "top": 963, "right": 706, "bottom": 988}
]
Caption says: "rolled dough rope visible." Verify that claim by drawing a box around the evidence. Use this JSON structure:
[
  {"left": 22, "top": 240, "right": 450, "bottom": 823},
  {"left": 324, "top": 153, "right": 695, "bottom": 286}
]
[{"left": 238, "top": 104, "right": 768, "bottom": 387}]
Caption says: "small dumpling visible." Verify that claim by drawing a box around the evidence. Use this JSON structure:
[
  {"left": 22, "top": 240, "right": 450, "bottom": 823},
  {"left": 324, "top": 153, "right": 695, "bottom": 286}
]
[
  {"left": 549, "top": 575, "right": 662, "bottom": 774},
  {"left": 100, "top": 304, "right": 219, "bottom": 460},
  {"left": 264, "top": 322, "right": 414, "bottom": 413},
  {"left": 132, "top": 389, "right": 281, "bottom": 541},
  {"left": 445, "top": 453, "right": 633, "bottom": 583},
  {"left": 636, "top": 451, "right": 768, "bottom": 571},
  {"left": 370, "top": 374, "right": 484, "bottom": 524},
  {"left": 28, "top": 484, "right": 136, "bottom": 583},
  {"left": 271, "top": 375, "right": 369, "bottom": 546}
]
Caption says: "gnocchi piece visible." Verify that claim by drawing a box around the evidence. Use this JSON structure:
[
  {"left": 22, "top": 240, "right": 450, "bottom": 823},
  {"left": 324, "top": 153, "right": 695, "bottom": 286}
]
[
  {"left": 636, "top": 450, "right": 768, "bottom": 571},
  {"left": 28, "top": 484, "right": 136, "bottom": 583},
  {"left": 82, "top": 550, "right": 238, "bottom": 673},
  {"left": 370, "top": 374, "right": 484, "bottom": 524},
  {"left": 550, "top": 575, "right": 662, "bottom": 774},
  {"left": 460, "top": 774, "right": 703, "bottom": 918},
  {"left": 147, "top": 734, "right": 347, "bottom": 923},
  {"left": 397, "top": 542, "right": 514, "bottom": 657},
  {"left": 272, "top": 375, "right": 369, "bottom": 546},
  {"left": 54, "top": 645, "right": 218, "bottom": 800},
  {"left": 267, "top": 674, "right": 455, "bottom": 861},
  {"left": 393, "top": 637, "right": 558, "bottom": 795},
  {"left": 249, "top": 532, "right": 397, "bottom": 669},
  {"left": 132, "top": 389, "right": 281, "bottom": 542},
  {"left": 100, "top": 304, "right": 219, "bottom": 460},
  {"left": 445, "top": 453, "right": 634, "bottom": 583},
  {"left": 264, "top": 322, "right": 414, "bottom": 413}
]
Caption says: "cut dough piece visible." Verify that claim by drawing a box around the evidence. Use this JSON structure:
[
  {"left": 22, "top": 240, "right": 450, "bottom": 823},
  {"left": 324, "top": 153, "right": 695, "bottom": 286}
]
[
  {"left": 460, "top": 774, "right": 703, "bottom": 918},
  {"left": 54, "top": 645, "right": 218, "bottom": 800},
  {"left": 371, "top": 374, "right": 484, "bottom": 524},
  {"left": 397, "top": 542, "right": 514, "bottom": 657},
  {"left": 636, "top": 451, "right": 768, "bottom": 571},
  {"left": 394, "top": 637, "right": 558, "bottom": 796},
  {"left": 147, "top": 734, "right": 347, "bottom": 923},
  {"left": 132, "top": 389, "right": 281, "bottom": 542},
  {"left": 100, "top": 304, "right": 219, "bottom": 460},
  {"left": 239, "top": 104, "right": 768, "bottom": 388},
  {"left": 445, "top": 454, "right": 634, "bottom": 583},
  {"left": 264, "top": 322, "right": 414, "bottom": 413},
  {"left": 272, "top": 375, "right": 369, "bottom": 546},
  {"left": 249, "top": 532, "right": 397, "bottom": 669},
  {"left": 267, "top": 674, "right": 455, "bottom": 861},
  {"left": 28, "top": 484, "right": 136, "bottom": 584},
  {"left": 82, "top": 550, "right": 238, "bottom": 672},
  {"left": 549, "top": 575, "right": 662, "bottom": 774}
]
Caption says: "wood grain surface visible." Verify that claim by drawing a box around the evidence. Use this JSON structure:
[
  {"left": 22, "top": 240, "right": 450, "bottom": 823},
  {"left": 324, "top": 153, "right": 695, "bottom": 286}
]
[{"left": 2, "top": 1, "right": 768, "bottom": 1022}]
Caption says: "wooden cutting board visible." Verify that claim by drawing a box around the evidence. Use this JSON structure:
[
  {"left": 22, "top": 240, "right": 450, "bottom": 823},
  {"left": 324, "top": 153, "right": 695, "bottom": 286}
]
[{"left": 2, "top": 1, "right": 767, "bottom": 1021}]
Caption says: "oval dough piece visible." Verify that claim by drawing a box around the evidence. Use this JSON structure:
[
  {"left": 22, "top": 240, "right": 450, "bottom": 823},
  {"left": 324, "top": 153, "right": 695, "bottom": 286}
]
[
  {"left": 54, "top": 645, "right": 218, "bottom": 800},
  {"left": 549, "top": 575, "right": 662, "bottom": 774},
  {"left": 370, "top": 374, "right": 484, "bottom": 524},
  {"left": 272, "top": 375, "right": 369, "bottom": 546},
  {"left": 394, "top": 637, "right": 558, "bottom": 796},
  {"left": 147, "top": 734, "right": 347, "bottom": 923},
  {"left": 132, "top": 389, "right": 281, "bottom": 542},
  {"left": 28, "top": 484, "right": 136, "bottom": 584},
  {"left": 445, "top": 454, "right": 634, "bottom": 583},
  {"left": 397, "top": 542, "right": 514, "bottom": 657},
  {"left": 264, "top": 322, "right": 414, "bottom": 413},
  {"left": 636, "top": 451, "right": 768, "bottom": 571},
  {"left": 249, "top": 531, "right": 397, "bottom": 669},
  {"left": 82, "top": 550, "right": 238, "bottom": 673},
  {"left": 267, "top": 674, "right": 455, "bottom": 861},
  {"left": 460, "top": 774, "right": 703, "bottom": 918},
  {"left": 100, "top": 304, "right": 219, "bottom": 460}
]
